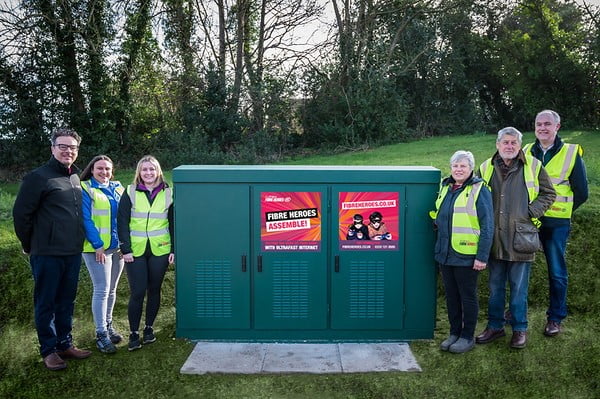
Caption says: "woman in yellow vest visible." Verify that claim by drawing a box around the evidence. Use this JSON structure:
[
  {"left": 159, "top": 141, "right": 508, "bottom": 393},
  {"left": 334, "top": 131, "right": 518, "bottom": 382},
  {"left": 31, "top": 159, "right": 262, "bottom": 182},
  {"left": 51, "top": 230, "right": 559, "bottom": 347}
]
[
  {"left": 118, "top": 155, "right": 174, "bottom": 351},
  {"left": 430, "top": 151, "right": 494, "bottom": 353},
  {"left": 81, "top": 155, "right": 125, "bottom": 354}
]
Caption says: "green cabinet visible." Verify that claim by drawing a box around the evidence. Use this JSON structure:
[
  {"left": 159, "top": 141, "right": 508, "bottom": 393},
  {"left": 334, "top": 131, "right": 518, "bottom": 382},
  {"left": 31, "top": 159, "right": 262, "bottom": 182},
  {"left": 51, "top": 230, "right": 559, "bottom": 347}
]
[
  {"left": 174, "top": 166, "right": 440, "bottom": 341},
  {"left": 175, "top": 183, "right": 250, "bottom": 329},
  {"left": 252, "top": 185, "right": 328, "bottom": 330},
  {"left": 330, "top": 185, "right": 405, "bottom": 330}
]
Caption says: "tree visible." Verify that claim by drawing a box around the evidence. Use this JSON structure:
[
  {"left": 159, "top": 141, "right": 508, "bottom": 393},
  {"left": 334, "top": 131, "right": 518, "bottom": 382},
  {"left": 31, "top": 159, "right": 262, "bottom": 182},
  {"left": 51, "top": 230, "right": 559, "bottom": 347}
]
[{"left": 496, "top": 0, "right": 596, "bottom": 127}]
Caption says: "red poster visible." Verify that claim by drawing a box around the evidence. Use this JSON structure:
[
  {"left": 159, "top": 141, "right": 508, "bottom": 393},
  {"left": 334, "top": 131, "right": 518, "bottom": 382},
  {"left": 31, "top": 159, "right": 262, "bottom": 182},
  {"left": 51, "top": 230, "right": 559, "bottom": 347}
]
[
  {"left": 261, "top": 192, "right": 321, "bottom": 252},
  {"left": 339, "top": 192, "right": 399, "bottom": 251}
]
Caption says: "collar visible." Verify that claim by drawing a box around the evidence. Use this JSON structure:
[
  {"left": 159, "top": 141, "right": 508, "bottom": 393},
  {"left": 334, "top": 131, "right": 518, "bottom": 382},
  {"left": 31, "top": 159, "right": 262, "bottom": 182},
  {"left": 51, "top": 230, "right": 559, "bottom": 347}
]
[
  {"left": 534, "top": 135, "right": 563, "bottom": 154},
  {"left": 48, "top": 156, "right": 79, "bottom": 176}
]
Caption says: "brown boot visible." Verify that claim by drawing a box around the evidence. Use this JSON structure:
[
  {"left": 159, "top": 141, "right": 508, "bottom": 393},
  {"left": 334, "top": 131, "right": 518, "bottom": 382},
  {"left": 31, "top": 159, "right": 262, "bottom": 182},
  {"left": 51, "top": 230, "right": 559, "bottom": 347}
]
[
  {"left": 43, "top": 353, "right": 67, "bottom": 371},
  {"left": 475, "top": 328, "right": 506, "bottom": 344},
  {"left": 510, "top": 331, "right": 527, "bottom": 349},
  {"left": 57, "top": 346, "right": 92, "bottom": 359},
  {"left": 544, "top": 320, "right": 561, "bottom": 337}
]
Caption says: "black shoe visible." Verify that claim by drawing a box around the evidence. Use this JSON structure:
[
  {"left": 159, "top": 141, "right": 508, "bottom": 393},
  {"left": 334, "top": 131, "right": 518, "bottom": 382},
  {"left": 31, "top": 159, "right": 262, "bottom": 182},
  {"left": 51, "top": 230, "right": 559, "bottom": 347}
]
[
  {"left": 107, "top": 322, "right": 123, "bottom": 344},
  {"left": 143, "top": 326, "right": 156, "bottom": 344},
  {"left": 128, "top": 332, "right": 142, "bottom": 351}
]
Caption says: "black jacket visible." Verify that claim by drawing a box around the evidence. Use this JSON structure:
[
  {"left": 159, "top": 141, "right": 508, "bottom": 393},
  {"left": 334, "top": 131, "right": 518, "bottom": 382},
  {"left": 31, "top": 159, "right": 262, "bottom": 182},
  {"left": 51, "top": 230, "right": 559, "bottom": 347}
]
[{"left": 13, "top": 157, "right": 85, "bottom": 256}]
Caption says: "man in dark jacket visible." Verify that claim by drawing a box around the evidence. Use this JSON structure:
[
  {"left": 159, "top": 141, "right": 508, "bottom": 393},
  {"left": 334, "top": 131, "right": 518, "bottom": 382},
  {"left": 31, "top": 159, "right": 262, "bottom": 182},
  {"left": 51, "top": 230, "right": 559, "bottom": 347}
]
[
  {"left": 475, "top": 127, "right": 556, "bottom": 349},
  {"left": 524, "top": 110, "right": 588, "bottom": 337},
  {"left": 13, "top": 127, "right": 92, "bottom": 371}
]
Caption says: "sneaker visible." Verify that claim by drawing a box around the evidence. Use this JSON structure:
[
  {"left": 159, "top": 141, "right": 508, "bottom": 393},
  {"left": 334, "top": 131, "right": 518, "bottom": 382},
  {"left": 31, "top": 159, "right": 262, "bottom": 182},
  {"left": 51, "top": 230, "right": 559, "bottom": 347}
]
[
  {"left": 143, "top": 326, "right": 156, "bottom": 344},
  {"left": 440, "top": 335, "right": 459, "bottom": 351},
  {"left": 107, "top": 322, "right": 123, "bottom": 344},
  {"left": 128, "top": 332, "right": 142, "bottom": 351},
  {"left": 449, "top": 338, "right": 475, "bottom": 353},
  {"left": 96, "top": 332, "right": 117, "bottom": 354}
]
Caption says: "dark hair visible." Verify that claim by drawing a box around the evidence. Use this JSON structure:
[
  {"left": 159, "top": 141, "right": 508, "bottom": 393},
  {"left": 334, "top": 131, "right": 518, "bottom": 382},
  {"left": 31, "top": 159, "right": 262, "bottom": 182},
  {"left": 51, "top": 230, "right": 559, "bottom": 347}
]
[
  {"left": 80, "top": 155, "right": 114, "bottom": 181},
  {"left": 369, "top": 211, "right": 382, "bottom": 222},
  {"left": 51, "top": 127, "right": 82, "bottom": 145}
]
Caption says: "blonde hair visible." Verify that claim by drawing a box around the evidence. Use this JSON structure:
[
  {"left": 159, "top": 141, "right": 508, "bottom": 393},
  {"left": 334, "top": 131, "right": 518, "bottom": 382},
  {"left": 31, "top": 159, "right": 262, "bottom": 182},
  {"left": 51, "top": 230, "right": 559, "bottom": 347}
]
[{"left": 133, "top": 155, "right": 165, "bottom": 186}]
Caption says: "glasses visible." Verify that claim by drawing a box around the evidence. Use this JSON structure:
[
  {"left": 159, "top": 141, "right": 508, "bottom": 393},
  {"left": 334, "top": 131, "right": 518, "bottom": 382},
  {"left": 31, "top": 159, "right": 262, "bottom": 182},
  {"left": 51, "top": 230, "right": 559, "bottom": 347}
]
[
  {"left": 54, "top": 144, "right": 79, "bottom": 151},
  {"left": 372, "top": 219, "right": 381, "bottom": 223}
]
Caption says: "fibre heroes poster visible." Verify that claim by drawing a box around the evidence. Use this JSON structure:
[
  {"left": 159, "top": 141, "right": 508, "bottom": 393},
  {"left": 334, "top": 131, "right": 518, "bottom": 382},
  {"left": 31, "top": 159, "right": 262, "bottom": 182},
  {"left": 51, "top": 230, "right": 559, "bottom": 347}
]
[
  {"left": 339, "top": 191, "right": 399, "bottom": 251},
  {"left": 261, "top": 192, "right": 321, "bottom": 252}
]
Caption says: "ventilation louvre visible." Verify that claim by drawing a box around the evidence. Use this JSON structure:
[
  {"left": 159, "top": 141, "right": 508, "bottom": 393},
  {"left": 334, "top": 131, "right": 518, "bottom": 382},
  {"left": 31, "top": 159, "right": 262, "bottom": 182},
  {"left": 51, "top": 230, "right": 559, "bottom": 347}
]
[
  {"left": 349, "top": 260, "right": 385, "bottom": 319},
  {"left": 194, "top": 260, "right": 233, "bottom": 318},
  {"left": 272, "top": 260, "right": 309, "bottom": 319}
]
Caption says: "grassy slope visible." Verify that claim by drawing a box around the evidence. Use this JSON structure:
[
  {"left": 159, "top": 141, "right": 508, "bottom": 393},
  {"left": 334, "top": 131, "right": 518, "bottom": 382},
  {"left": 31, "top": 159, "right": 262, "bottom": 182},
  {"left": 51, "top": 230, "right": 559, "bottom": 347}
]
[{"left": 0, "top": 131, "right": 598, "bottom": 399}]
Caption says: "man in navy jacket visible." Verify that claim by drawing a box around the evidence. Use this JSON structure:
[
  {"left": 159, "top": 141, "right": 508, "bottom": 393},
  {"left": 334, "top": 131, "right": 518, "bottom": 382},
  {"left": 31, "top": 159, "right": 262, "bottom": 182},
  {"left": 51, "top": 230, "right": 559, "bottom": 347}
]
[
  {"left": 523, "top": 110, "right": 589, "bottom": 337},
  {"left": 13, "top": 127, "right": 92, "bottom": 370}
]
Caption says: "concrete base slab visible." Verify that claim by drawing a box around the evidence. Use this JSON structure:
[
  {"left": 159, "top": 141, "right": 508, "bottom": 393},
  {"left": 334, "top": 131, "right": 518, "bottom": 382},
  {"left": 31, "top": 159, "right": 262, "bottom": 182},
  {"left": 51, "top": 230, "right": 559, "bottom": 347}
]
[
  {"left": 262, "top": 343, "right": 341, "bottom": 374},
  {"left": 181, "top": 342, "right": 421, "bottom": 374},
  {"left": 339, "top": 343, "right": 421, "bottom": 372},
  {"left": 180, "top": 343, "right": 266, "bottom": 374}
]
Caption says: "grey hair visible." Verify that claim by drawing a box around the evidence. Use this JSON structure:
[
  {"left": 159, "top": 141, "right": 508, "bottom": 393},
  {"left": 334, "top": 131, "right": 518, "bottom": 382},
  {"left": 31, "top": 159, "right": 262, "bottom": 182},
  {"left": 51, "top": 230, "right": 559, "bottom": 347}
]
[
  {"left": 496, "top": 127, "right": 522, "bottom": 144},
  {"left": 536, "top": 109, "right": 560, "bottom": 124},
  {"left": 450, "top": 150, "right": 475, "bottom": 170}
]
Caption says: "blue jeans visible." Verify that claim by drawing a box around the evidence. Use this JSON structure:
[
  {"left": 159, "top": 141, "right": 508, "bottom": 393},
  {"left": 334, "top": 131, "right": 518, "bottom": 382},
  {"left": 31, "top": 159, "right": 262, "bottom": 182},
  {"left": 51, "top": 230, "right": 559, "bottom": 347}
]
[
  {"left": 487, "top": 259, "right": 531, "bottom": 331},
  {"left": 30, "top": 254, "right": 82, "bottom": 357},
  {"left": 539, "top": 224, "right": 570, "bottom": 322},
  {"left": 83, "top": 249, "right": 125, "bottom": 333}
]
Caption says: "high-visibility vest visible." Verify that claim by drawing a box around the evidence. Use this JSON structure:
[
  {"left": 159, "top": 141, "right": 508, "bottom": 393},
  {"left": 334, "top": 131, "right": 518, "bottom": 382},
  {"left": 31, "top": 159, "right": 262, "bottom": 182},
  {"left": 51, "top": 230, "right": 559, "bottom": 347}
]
[
  {"left": 430, "top": 182, "right": 483, "bottom": 255},
  {"left": 128, "top": 185, "right": 173, "bottom": 256},
  {"left": 479, "top": 155, "right": 542, "bottom": 227},
  {"left": 523, "top": 143, "right": 580, "bottom": 218},
  {"left": 82, "top": 181, "right": 124, "bottom": 252}
]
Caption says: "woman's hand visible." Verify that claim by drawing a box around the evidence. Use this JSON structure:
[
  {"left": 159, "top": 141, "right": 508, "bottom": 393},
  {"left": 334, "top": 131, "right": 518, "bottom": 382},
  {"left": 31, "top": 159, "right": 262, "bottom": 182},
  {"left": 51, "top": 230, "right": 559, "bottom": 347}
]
[
  {"left": 473, "top": 260, "right": 487, "bottom": 271},
  {"left": 95, "top": 248, "right": 106, "bottom": 264},
  {"left": 122, "top": 253, "right": 134, "bottom": 263}
]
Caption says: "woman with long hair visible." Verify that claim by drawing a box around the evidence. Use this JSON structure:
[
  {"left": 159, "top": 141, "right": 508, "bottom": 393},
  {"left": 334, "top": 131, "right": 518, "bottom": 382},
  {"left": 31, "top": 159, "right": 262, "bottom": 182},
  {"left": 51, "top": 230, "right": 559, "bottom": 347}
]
[
  {"left": 80, "top": 155, "right": 125, "bottom": 354},
  {"left": 117, "top": 155, "right": 174, "bottom": 351}
]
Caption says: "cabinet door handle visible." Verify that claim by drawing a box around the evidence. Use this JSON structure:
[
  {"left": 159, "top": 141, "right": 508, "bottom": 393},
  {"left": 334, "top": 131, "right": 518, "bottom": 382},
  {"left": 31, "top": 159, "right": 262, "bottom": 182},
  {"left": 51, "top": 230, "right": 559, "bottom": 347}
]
[
  {"left": 335, "top": 255, "right": 340, "bottom": 272},
  {"left": 241, "top": 255, "right": 247, "bottom": 272},
  {"left": 257, "top": 255, "right": 263, "bottom": 272}
]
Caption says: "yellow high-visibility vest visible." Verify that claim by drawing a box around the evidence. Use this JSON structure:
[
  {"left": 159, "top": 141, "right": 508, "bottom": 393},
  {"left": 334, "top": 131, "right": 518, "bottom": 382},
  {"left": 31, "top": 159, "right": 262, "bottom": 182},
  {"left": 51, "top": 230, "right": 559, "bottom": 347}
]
[
  {"left": 523, "top": 143, "right": 580, "bottom": 218},
  {"left": 430, "top": 182, "right": 484, "bottom": 255},
  {"left": 479, "top": 155, "right": 542, "bottom": 227},
  {"left": 128, "top": 185, "right": 173, "bottom": 256},
  {"left": 82, "top": 181, "right": 124, "bottom": 252}
]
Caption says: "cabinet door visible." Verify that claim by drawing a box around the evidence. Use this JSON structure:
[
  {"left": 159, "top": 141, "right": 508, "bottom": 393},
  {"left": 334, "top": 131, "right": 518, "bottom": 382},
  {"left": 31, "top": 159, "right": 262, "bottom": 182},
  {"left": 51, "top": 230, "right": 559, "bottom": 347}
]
[
  {"left": 252, "top": 186, "right": 328, "bottom": 330},
  {"left": 175, "top": 183, "right": 250, "bottom": 329},
  {"left": 331, "top": 187, "right": 406, "bottom": 329}
]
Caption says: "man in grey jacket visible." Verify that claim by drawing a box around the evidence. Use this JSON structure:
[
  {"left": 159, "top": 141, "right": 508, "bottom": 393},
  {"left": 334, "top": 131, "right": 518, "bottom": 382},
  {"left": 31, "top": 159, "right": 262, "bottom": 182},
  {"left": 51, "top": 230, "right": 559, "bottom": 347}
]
[{"left": 475, "top": 127, "right": 556, "bottom": 349}]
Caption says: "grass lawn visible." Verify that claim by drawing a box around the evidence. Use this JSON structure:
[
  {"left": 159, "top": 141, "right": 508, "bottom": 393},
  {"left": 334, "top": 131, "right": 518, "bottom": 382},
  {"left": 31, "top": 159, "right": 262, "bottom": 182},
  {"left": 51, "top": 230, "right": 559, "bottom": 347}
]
[{"left": 1, "top": 131, "right": 599, "bottom": 398}]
